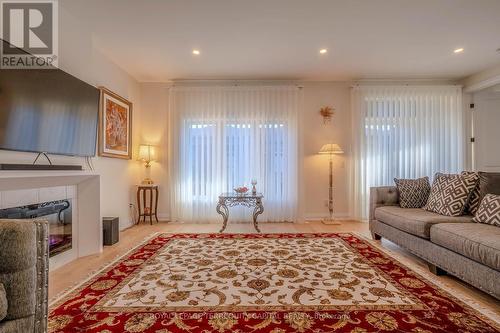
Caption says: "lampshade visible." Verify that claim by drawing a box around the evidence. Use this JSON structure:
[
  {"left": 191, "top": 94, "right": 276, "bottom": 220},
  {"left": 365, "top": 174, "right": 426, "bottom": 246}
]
[
  {"left": 318, "top": 143, "right": 344, "bottom": 155},
  {"left": 138, "top": 144, "right": 157, "bottom": 163}
]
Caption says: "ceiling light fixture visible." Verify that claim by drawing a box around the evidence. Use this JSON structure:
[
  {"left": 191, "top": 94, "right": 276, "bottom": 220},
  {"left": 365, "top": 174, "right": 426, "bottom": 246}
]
[
  {"left": 319, "top": 48, "right": 328, "bottom": 54},
  {"left": 454, "top": 48, "right": 464, "bottom": 54},
  {"left": 192, "top": 49, "right": 200, "bottom": 55}
]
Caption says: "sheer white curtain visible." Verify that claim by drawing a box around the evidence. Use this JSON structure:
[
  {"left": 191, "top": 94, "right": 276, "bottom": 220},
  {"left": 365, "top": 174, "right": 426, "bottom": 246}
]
[
  {"left": 351, "top": 85, "right": 464, "bottom": 220},
  {"left": 168, "top": 85, "right": 301, "bottom": 223}
]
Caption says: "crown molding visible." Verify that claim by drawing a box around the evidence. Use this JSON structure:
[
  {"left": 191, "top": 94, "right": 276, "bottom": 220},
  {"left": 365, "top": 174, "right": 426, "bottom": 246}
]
[{"left": 464, "top": 74, "right": 500, "bottom": 93}]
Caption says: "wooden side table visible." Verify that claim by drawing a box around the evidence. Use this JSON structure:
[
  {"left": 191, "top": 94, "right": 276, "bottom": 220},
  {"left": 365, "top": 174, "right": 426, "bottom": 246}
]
[{"left": 136, "top": 185, "right": 159, "bottom": 225}]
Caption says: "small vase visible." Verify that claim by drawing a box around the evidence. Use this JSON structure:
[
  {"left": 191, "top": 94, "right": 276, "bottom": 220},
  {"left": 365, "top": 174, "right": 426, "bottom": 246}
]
[{"left": 251, "top": 179, "right": 257, "bottom": 195}]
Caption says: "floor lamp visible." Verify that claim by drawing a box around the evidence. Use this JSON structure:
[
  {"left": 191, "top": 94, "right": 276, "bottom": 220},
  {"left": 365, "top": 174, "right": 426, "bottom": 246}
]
[{"left": 318, "top": 144, "right": 344, "bottom": 225}]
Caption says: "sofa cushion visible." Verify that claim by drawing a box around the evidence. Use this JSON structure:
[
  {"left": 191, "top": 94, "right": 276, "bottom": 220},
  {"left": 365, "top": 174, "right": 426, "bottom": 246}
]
[
  {"left": 473, "top": 194, "right": 500, "bottom": 227},
  {"left": 394, "top": 177, "right": 430, "bottom": 208},
  {"left": 0, "top": 220, "right": 36, "bottom": 320},
  {"left": 374, "top": 206, "right": 473, "bottom": 239},
  {"left": 424, "top": 172, "right": 479, "bottom": 216},
  {"left": 0, "top": 283, "right": 7, "bottom": 321},
  {"left": 430, "top": 223, "right": 500, "bottom": 271},
  {"left": 478, "top": 172, "right": 500, "bottom": 202}
]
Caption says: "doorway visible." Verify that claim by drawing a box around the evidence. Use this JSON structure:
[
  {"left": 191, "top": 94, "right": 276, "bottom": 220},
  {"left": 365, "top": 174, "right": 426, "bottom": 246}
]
[{"left": 472, "top": 84, "right": 500, "bottom": 172}]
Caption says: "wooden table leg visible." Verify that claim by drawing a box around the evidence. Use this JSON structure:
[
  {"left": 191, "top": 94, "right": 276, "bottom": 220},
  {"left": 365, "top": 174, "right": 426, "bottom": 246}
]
[
  {"left": 136, "top": 188, "right": 141, "bottom": 224},
  {"left": 216, "top": 200, "right": 229, "bottom": 233},
  {"left": 154, "top": 187, "right": 159, "bottom": 222},
  {"left": 148, "top": 187, "right": 153, "bottom": 225},
  {"left": 142, "top": 188, "right": 147, "bottom": 223}
]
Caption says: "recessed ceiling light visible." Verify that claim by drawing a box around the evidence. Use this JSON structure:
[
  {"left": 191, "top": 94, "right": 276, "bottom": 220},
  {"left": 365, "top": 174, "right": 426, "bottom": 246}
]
[
  {"left": 454, "top": 48, "right": 464, "bottom": 54},
  {"left": 319, "top": 48, "right": 328, "bottom": 54},
  {"left": 192, "top": 49, "right": 200, "bottom": 55}
]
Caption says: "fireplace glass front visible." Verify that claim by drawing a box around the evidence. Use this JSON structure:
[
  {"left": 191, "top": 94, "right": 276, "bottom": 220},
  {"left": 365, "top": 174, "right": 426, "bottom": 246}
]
[{"left": 0, "top": 199, "right": 72, "bottom": 257}]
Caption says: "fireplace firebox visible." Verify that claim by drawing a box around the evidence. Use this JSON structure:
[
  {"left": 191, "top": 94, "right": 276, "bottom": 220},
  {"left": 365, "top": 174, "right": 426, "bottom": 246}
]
[{"left": 0, "top": 200, "right": 72, "bottom": 257}]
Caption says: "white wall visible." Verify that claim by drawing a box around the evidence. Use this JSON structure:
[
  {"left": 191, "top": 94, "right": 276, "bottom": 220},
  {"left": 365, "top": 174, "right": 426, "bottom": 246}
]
[
  {"left": 4, "top": 0, "right": 480, "bottom": 225},
  {"left": 0, "top": 5, "right": 142, "bottom": 230},
  {"left": 138, "top": 82, "right": 352, "bottom": 220},
  {"left": 461, "top": 62, "right": 500, "bottom": 171},
  {"left": 300, "top": 82, "right": 351, "bottom": 219},
  {"left": 469, "top": 86, "right": 500, "bottom": 172},
  {"left": 138, "top": 83, "right": 170, "bottom": 219},
  {"left": 59, "top": 6, "right": 143, "bottom": 229}
]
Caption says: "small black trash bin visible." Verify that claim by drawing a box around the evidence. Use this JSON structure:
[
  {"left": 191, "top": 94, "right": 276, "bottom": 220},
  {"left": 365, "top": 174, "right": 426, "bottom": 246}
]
[{"left": 103, "top": 217, "right": 119, "bottom": 246}]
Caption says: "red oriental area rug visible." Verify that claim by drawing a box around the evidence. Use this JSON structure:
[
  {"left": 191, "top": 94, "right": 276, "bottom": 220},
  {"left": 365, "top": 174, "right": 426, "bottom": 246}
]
[{"left": 49, "top": 233, "right": 500, "bottom": 332}]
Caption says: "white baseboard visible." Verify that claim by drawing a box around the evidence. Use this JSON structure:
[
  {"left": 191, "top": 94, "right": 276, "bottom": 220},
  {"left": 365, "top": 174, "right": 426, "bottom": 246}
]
[
  {"left": 150, "top": 213, "right": 357, "bottom": 223},
  {"left": 303, "top": 213, "right": 351, "bottom": 221},
  {"left": 157, "top": 213, "right": 170, "bottom": 221}
]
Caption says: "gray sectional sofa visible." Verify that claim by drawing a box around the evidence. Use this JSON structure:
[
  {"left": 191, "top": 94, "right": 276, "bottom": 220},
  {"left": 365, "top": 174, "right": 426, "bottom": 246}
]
[
  {"left": 369, "top": 186, "right": 500, "bottom": 300},
  {"left": 0, "top": 220, "right": 49, "bottom": 333}
]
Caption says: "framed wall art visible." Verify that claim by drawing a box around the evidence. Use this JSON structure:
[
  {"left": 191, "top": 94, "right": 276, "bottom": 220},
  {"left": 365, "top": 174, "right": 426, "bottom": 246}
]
[{"left": 98, "top": 87, "right": 132, "bottom": 159}]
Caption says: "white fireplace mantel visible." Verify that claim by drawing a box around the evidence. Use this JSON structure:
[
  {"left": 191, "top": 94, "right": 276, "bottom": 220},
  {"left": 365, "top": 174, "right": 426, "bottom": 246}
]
[{"left": 0, "top": 171, "right": 102, "bottom": 270}]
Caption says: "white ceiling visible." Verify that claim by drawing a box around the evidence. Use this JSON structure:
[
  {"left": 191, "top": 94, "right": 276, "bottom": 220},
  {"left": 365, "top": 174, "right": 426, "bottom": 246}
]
[{"left": 61, "top": 0, "right": 500, "bottom": 82}]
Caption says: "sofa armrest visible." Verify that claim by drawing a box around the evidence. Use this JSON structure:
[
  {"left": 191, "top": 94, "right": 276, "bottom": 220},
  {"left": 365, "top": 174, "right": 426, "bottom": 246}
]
[
  {"left": 369, "top": 186, "right": 399, "bottom": 222},
  {"left": 0, "top": 283, "right": 7, "bottom": 321},
  {"left": 0, "top": 219, "right": 48, "bottom": 333}
]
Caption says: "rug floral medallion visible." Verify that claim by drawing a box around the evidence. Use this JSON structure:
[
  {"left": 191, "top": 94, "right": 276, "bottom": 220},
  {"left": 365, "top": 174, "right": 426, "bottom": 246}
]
[{"left": 49, "top": 233, "right": 499, "bottom": 333}]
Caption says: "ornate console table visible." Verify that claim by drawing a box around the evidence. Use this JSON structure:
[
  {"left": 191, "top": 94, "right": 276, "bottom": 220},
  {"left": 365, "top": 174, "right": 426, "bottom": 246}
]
[{"left": 216, "top": 193, "right": 264, "bottom": 233}]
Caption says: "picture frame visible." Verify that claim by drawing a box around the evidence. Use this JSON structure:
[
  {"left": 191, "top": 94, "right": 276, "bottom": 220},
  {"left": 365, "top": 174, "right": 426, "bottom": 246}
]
[{"left": 98, "top": 87, "right": 133, "bottom": 159}]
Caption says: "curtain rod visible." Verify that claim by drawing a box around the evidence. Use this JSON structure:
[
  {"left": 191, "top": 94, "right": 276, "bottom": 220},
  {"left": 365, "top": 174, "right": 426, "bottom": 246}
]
[
  {"left": 168, "top": 81, "right": 304, "bottom": 89},
  {"left": 350, "top": 83, "right": 463, "bottom": 88},
  {"left": 170, "top": 79, "right": 302, "bottom": 85}
]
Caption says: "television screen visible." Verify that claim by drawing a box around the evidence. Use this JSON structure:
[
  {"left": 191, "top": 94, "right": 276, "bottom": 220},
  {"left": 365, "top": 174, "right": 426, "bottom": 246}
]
[{"left": 0, "top": 69, "right": 99, "bottom": 157}]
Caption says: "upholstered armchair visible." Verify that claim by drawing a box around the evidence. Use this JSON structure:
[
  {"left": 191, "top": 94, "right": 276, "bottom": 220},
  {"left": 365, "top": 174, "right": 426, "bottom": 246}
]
[{"left": 0, "top": 220, "right": 48, "bottom": 333}]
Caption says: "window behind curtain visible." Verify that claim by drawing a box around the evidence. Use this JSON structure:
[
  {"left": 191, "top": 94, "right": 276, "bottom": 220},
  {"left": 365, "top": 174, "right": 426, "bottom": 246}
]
[
  {"left": 169, "top": 86, "right": 301, "bottom": 223},
  {"left": 351, "top": 86, "right": 464, "bottom": 219},
  {"left": 186, "top": 122, "right": 286, "bottom": 198}
]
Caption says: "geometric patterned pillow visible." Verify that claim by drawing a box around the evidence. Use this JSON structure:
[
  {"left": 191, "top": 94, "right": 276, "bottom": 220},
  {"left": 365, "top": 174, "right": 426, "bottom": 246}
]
[
  {"left": 394, "top": 177, "right": 431, "bottom": 208},
  {"left": 423, "top": 172, "right": 479, "bottom": 216},
  {"left": 461, "top": 171, "right": 481, "bottom": 215},
  {"left": 472, "top": 194, "right": 500, "bottom": 226}
]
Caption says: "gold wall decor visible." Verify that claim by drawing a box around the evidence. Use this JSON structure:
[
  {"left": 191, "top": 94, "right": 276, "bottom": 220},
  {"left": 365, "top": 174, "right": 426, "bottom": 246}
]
[{"left": 319, "top": 106, "right": 335, "bottom": 124}]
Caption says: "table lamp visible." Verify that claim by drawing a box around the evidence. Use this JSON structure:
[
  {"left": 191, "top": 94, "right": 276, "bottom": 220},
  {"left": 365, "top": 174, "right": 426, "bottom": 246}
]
[
  {"left": 138, "top": 144, "right": 157, "bottom": 184},
  {"left": 318, "top": 143, "right": 344, "bottom": 225}
]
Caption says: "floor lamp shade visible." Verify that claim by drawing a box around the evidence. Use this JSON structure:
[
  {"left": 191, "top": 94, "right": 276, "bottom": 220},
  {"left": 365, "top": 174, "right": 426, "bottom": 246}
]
[
  {"left": 319, "top": 143, "right": 344, "bottom": 155},
  {"left": 318, "top": 144, "right": 344, "bottom": 224}
]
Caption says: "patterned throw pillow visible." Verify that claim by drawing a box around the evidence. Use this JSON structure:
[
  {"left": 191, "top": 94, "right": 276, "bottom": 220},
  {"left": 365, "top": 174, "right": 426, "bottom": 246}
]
[
  {"left": 462, "top": 171, "right": 481, "bottom": 215},
  {"left": 394, "top": 177, "right": 431, "bottom": 208},
  {"left": 472, "top": 194, "right": 500, "bottom": 226},
  {"left": 424, "top": 172, "right": 479, "bottom": 216}
]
